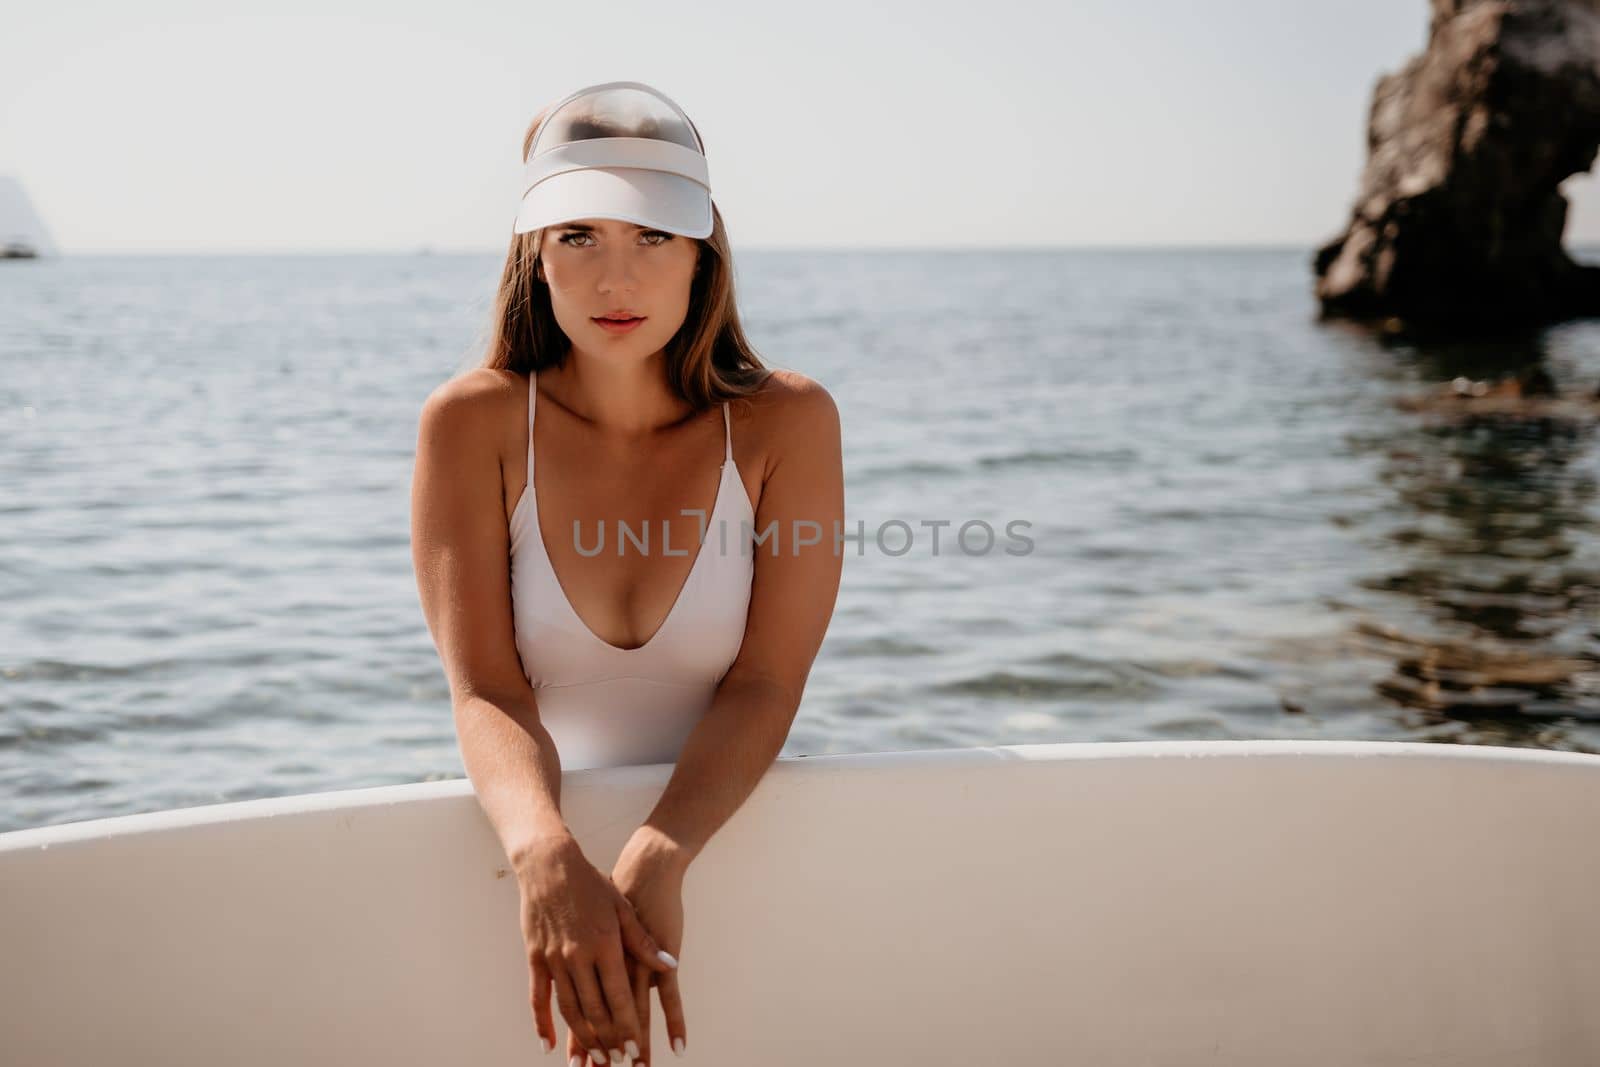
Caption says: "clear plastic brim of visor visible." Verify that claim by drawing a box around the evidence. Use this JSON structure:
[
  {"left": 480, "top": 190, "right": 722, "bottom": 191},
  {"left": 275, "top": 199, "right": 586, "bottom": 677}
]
[
  {"left": 530, "top": 82, "right": 703, "bottom": 156},
  {"left": 512, "top": 166, "right": 712, "bottom": 238}
]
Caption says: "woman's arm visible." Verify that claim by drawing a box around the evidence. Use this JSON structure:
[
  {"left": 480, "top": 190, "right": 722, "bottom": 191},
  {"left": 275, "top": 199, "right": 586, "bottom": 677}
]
[
  {"left": 410, "top": 370, "right": 568, "bottom": 862},
  {"left": 411, "top": 370, "right": 673, "bottom": 1062},
  {"left": 640, "top": 374, "right": 846, "bottom": 869}
]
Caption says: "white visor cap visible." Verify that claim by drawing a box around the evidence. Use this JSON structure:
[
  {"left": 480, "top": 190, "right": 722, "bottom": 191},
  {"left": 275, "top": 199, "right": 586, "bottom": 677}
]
[{"left": 513, "top": 81, "right": 713, "bottom": 239}]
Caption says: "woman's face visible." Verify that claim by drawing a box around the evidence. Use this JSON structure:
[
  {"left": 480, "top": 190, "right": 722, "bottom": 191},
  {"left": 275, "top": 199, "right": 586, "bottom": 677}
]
[{"left": 538, "top": 218, "right": 701, "bottom": 359}]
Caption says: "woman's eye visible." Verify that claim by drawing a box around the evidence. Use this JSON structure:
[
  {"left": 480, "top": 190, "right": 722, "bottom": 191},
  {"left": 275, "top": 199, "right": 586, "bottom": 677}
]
[{"left": 556, "top": 231, "right": 672, "bottom": 247}]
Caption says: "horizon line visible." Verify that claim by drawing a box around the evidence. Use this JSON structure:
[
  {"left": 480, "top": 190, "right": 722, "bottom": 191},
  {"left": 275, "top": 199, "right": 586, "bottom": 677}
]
[
  {"left": 25, "top": 240, "right": 1600, "bottom": 257},
  {"left": 10, "top": 242, "right": 1387, "bottom": 257}
]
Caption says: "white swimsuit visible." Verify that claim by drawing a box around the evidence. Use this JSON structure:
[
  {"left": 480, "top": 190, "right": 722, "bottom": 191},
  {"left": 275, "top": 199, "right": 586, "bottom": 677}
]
[{"left": 509, "top": 370, "right": 756, "bottom": 769}]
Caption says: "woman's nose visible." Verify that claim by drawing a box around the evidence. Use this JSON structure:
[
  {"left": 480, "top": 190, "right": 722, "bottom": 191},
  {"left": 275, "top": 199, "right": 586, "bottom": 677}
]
[{"left": 595, "top": 249, "right": 643, "bottom": 290}]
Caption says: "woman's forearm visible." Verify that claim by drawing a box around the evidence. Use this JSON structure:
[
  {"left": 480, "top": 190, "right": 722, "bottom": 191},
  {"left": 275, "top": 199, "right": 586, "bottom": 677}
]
[
  {"left": 638, "top": 674, "right": 799, "bottom": 869},
  {"left": 453, "top": 691, "right": 573, "bottom": 869}
]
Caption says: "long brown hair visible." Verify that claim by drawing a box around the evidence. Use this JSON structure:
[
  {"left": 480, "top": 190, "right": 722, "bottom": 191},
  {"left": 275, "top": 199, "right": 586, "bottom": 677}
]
[{"left": 478, "top": 108, "right": 771, "bottom": 410}]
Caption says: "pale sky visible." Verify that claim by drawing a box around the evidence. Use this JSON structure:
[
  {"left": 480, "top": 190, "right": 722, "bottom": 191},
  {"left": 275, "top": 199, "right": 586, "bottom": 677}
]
[{"left": 5, "top": 0, "right": 1599, "bottom": 253}]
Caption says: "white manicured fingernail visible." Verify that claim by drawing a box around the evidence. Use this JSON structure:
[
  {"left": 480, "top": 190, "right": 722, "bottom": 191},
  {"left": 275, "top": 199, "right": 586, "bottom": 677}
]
[
  {"left": 673, "top": 1036, "right": 685, "bottom": 1056},
  {"left": 569, "top": 1056, "right": 583, "bottom": 1067},
  {"left": 541, "top": 1035, "right": 553, "bottom": 1053},
  {"left": 625, "top": 1040, "right": 640, "bottom": 1059},
  {"left": 657, "top": 949, "right": 678, "bottom": 968},
  {"left": 589, "top": 1048, "right": 605, "bottom": 1064}
]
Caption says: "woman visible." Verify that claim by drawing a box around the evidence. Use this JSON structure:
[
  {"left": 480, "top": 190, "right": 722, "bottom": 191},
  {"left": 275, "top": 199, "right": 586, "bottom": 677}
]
[{"left": 410, "top": 81, "right": 844, "bottom": 1067}]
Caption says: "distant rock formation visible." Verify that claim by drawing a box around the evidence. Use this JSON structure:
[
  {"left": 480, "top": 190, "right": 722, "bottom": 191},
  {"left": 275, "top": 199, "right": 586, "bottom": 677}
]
[
  {"left": 1314, "top": 0, "right": 1600, "bottom": 334},
  {"left": 0, "top": 176, "right": 58, "bottom": 257}
]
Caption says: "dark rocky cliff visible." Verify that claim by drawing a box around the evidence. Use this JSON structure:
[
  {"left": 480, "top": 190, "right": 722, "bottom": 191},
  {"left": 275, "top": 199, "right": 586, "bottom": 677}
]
[{"left": 1314, "top": 0, "right": 1600, "bottom": 334}]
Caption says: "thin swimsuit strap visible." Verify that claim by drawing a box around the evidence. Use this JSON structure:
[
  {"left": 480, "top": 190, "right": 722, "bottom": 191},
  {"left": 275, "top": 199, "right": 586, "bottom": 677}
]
[{"left": 721, "top": 400, "right": 732, "bottom": 462}]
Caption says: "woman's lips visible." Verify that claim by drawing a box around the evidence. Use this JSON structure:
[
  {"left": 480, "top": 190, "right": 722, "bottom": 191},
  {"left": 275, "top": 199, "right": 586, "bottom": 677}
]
[{"left": 593, "top": 316, "right": 645, "bottom": 334}]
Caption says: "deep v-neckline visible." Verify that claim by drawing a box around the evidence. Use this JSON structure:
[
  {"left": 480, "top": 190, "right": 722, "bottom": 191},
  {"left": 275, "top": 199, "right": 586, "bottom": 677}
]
[{"left": 524, "top": 370, "right": 731, "bottom": 656}]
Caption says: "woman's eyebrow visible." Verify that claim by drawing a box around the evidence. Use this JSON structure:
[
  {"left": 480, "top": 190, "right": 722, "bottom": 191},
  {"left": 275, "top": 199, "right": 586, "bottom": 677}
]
[{"left": 554, "top": 222, "right": 649, "bottom": 232}]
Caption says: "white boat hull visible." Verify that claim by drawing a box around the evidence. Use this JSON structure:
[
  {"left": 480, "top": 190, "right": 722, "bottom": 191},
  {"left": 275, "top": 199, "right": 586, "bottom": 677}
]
[{"left": 3, "top": 740, "right": 1598, "bottom": 1064}]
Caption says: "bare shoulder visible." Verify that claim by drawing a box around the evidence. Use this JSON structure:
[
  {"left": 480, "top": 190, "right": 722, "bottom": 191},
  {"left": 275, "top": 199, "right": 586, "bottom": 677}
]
[
  {"left": 420, "top": 366, "right": 521, "bottom": 425},
  {"left": 751, "top": 367, "right": 837, "bottom": 415},
  {"left": 417, "top": 366, "right": 526, "bottom": 471},
  {"left": 739, "top": 368, "right": 841, "bottom": 472}
]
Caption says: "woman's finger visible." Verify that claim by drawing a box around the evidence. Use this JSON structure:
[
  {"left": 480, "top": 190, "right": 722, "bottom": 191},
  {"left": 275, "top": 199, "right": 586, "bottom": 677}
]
[
  {"left": 615, "top": 892, "right": 679, "bottom": 973},
  {"left": 528, "top": 954, "right": 556, "bottom": 1053},
  {"left": 556, "top": 962, "right": 608, "bottom": 1065},
  {"left": 630, "top": 956, "right": 652, "bottom": 1066},
  {"left": 595, "top": 942, "right": 645, "bottom": 1063},
  {"left": 572, "top": 960, "right": 620, "bottom": 1063},
  {"left": 656, "top": 966, "right": 688, "bottom": 1058}
]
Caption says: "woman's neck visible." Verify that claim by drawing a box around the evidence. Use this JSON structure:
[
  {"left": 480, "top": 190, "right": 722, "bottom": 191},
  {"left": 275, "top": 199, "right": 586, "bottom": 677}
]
[{"left": 543, "top": 353, "right": 695, "bottom": 439}]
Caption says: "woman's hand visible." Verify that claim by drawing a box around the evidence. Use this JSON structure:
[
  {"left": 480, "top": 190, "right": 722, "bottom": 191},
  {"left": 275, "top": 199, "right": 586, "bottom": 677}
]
[
  {"left": 568, "top": 826, "right": 691, "bottom": 1066},
  {"left": 515, "top": 831, "right": 679, "bottom": 1064}
]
